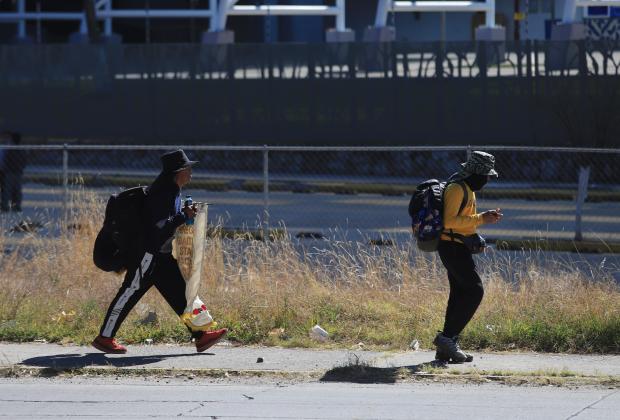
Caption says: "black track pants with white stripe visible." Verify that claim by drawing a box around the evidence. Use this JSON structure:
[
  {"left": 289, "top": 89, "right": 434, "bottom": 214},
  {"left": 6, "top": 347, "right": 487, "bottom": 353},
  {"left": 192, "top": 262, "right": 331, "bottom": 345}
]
[{"left": 99, "top": 252, "right": 192, "bottom": 338}]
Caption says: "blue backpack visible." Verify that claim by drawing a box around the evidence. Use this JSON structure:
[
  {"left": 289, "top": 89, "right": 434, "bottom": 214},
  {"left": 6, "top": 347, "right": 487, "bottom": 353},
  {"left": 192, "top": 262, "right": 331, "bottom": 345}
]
[{"left": 408, "top": 179, "right": 468, "bottom": 252}]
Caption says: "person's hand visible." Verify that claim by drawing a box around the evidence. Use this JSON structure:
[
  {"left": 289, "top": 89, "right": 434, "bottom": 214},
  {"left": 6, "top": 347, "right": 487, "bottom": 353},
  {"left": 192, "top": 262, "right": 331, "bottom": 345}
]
[
  {"left": 481, "top": 208, "right": 503, "bottom": 224},
  {"left": 182, "top": 204, "right": 197, "bottom": 220}
]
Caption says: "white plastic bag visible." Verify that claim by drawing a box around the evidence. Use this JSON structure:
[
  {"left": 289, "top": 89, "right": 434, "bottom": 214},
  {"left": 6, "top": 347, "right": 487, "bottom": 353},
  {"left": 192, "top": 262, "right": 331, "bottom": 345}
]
[{"left": 173, "top": 204, "right": 215, "bottom": 331}]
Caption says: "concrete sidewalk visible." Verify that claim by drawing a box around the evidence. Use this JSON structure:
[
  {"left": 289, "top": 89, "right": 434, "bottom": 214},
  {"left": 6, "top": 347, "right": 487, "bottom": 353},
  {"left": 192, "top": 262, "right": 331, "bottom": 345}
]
[{"left": 1, "top": 342, "right": 618, "bottom": 382}]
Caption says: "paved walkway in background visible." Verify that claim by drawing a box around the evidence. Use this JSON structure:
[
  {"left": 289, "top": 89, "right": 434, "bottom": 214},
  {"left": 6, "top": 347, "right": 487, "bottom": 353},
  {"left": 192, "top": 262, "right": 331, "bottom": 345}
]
[{"left": 1, "top": 342, "right": 618, "bottom": 378}]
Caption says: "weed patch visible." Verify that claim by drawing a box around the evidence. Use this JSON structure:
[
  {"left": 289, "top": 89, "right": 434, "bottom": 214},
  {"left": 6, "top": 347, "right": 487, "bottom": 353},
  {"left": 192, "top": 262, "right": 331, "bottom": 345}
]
[{"left": 0, "top": 188, "right": 618, "bottom": 353}]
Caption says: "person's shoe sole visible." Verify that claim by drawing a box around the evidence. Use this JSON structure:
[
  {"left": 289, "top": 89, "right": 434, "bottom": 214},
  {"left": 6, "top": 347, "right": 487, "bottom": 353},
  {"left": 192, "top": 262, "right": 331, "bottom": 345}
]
[
  {"left": 91, "top": 339, "right": 127, "bottom": 354},
  {"left": 196, "top": 331, "right": 227, "bottom": 353}
]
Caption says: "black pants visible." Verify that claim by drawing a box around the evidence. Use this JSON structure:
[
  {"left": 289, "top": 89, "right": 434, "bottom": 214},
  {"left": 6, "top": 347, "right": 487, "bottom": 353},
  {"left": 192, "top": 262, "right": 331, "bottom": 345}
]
[
  {"left": 437, "top": 241, "right": 484, "bottom": 338},
  {"left": 100, "top": 251, "right": 195, "bottom": 338},
  {"left": 1, "top": 172, "right": 22, "bottom": 211}
]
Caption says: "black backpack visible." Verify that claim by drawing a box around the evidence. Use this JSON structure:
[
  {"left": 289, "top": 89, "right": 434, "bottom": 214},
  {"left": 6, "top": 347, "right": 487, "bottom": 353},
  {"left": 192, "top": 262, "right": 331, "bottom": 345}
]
[
  {"left": 408, "top": 179, "right": 467, "bottom": 252},
  {"left": 93, "top": 186, "right": 147, "bottom": 272}
]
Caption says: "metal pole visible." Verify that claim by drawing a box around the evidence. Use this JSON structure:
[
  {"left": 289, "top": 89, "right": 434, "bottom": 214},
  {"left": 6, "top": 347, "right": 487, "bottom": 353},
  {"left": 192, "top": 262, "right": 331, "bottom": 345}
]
[
  {"left": 524, "top": 0, "right": 529, "bottom": 40},
  {"left": 145, "top": 0, "right": 151, "bottom": 44},
  {"left": 336, "top": 0, "right": 346, "bottom": 32},
  {"left": 562, "top": 0, "right": 578, "bottom": 23},
  {"left": 104, "top": 0, "right": 112, "bottom": 36},
  {"left": 262, "top": 145, "right": 269, "bottom": 240},
  {"left": 17, "top": 0, "right": 26, "bottom": 38},
  {"left": 574, "top": 166, "right": 590, "bottom": 242},
  {"left": 36, "top": 1, "right": 42, "bottom": 43},
  {"left": 62, "top": 144, "right": 69, "bottom": 220},
  {"left": 485, "top": 0, "right": 495, "bottom": 27},
  {"left": 440, "top": 11, "right": 446, "bottom": 43},
  {"left": 209, "top": 0, "right": 217, "bottom": 31},
  {"left": 375, "top": 0, "right": 391, "bottom": 27}
]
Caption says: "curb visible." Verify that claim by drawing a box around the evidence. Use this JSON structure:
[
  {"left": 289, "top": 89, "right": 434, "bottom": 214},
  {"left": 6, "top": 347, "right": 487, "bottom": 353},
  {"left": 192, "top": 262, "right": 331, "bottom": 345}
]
[
  {"left": 3, "top": 365, "right": 619, "bottom": 388},
  {"left": 494, "top": 238, "right": 620, "bottom": 254}
]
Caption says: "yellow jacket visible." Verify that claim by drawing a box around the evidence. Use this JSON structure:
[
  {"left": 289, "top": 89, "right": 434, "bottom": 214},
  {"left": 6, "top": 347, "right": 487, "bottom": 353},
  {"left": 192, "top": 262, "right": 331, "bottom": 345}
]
[{"left": 441, "top": 182, "right": 483, "bottom": 242}]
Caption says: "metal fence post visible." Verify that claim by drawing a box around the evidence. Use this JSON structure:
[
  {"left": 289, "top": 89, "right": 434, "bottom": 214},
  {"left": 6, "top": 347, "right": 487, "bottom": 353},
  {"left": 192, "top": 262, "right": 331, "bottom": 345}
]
[
  {"left": 62, "top": 143, "right": 69, "bottom": 220},
  {"left": 435, "top": 41, "right": 443, "bottom": 78},
  {"left": 574, "top": 166, "right": 590, "bottom": 242},
  {"left": 466, "top": 145, "right": 472, "bottom": 161},
  {"left": 262, "top": 144, "right": 269, "bottom": 240}
]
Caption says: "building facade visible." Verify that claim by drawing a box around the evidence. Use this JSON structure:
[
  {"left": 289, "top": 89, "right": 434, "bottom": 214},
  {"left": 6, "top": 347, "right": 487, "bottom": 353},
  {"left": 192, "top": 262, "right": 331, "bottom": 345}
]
[{"left": 1, "top": 0, "right": 619, "bottom": 44}]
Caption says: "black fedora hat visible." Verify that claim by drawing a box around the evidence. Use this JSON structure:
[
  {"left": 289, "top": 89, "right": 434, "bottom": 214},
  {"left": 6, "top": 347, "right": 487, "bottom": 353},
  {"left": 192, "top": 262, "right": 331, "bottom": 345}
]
[{"left": 161, "top": 149, "right": 198, "bottom": 173}]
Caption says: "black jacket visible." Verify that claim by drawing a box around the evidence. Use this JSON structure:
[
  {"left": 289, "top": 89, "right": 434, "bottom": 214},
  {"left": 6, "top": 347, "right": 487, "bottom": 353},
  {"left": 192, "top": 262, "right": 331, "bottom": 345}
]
[{"left": 144, "top": 172, "right": 187, "bottom": 254}]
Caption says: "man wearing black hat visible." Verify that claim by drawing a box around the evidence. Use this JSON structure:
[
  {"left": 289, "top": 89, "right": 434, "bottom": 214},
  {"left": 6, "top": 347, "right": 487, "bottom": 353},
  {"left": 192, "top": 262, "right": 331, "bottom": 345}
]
[{"left": 92, "top": 149, "right": 227, "bottom": 354}]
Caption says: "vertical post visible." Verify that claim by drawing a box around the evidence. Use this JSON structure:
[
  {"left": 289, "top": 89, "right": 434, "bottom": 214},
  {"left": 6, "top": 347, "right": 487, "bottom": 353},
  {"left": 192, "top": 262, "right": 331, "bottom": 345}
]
[
  {"left": 145, "top": 0, "right": 151, "bottom": 44},
  {"left": 525, "top": 39, "right": 532, "bottom": 78},
  {"left": 375, "top": 0, "right": 391, "bottom": 27},
  {"left": 533, "top": 39, "right": 539, "bottom": 77},
  {"left": 36, "top": 1, "right": 42, "bottom": 43},
  {"left": 62, "top": 144, "right": 69, "bottom": 220},
  {"left": 336, "top": 0, "right": 346, "bottom": 32},
  {"left": 466, "top": 145, "right": 472, "bottom": 161},
  {"left": 262, "top": 145, "right": 269, "bottom": 240},
  {"left": 218, "top": 0, "right": 236, "bottom": 32},
  {"left": 577, "top": 39, "right": 587, "bottom": 77},
  {"left": 478, "top": 39, "right": 488, "bottom": 77},
  {"left": 264, "top": 0, "right": 274, "bottom": 44},
  {"left": 524, "top": 0, "right": 529, "bottom": 40},
  {"left": 209, "top": 0, "right": 217, "bottom": 31},
  {"left": 435, "top": 41, "right": 443, "bottom": 78},
  {"left": 440, "top": 12, "right": 446, "bottom": 44},
  {"left": 485, "top": 0, "right": 495, "bottom": 27},
  {"left": 79, "top": 19, "right": 88, "bottom": 35},
  {"left": 104, "top": 0, "right": 112, "bottom": 36},
  {"left": 575, "top": 166, "right": 590, "bottom": 242},
  {"left": 562, "top": 0, "right": 578, "bottom": 23},
  {"left": 17, "top": 0, "right": 26, "bottom": 38}
]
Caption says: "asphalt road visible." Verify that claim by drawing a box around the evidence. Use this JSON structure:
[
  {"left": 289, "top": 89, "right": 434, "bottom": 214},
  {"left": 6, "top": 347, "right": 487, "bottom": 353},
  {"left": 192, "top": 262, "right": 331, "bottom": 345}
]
[
  {"left": 1, "top": 377, "right": 618, "bottom": 419},
  {"left": 6, "top": 184, "right": 620, "bottom": 243}
]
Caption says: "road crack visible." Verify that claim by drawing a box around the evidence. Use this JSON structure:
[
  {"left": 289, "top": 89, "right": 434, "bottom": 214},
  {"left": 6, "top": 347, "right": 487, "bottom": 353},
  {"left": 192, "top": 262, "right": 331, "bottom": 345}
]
[{"left": 565, "top": 389, "right": 618, "bottom": 419}]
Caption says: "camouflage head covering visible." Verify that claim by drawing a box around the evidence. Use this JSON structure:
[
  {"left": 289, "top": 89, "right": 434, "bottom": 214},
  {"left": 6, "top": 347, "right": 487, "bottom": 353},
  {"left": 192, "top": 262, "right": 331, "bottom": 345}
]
[{"left": 453, "top": 151, "right": 498, "bottom": 180}]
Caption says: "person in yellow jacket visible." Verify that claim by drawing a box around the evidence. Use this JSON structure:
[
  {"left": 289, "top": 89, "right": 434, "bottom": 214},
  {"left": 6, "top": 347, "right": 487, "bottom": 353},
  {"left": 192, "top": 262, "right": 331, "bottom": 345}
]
[{"left": 433, "top": 151, "right": 503, "bottom": 363}]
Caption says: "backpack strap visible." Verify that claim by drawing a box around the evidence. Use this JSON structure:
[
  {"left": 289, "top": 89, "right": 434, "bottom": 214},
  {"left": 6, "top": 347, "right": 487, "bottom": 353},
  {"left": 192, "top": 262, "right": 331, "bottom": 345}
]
[
  {"left": 456, "top": 182, "right": 468, "bottom": 216},
  {"left": 448, "top": 181, "right": 470, "bottom": 242}
]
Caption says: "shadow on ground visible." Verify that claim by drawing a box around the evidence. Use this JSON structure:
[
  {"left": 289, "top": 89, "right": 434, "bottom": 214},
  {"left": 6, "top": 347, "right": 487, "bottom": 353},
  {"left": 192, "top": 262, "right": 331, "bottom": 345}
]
[
  {"left": 320, "top": 360, "right": 446, "bottom": 384},
  {"left": 20, "top": 352, "right": 208, "bottom": 371}
]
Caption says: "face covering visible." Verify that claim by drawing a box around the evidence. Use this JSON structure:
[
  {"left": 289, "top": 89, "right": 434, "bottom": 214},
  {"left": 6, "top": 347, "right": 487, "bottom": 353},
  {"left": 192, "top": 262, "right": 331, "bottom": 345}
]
[{"left": 464, "top": 173, "right": 488, "bottom": 192}]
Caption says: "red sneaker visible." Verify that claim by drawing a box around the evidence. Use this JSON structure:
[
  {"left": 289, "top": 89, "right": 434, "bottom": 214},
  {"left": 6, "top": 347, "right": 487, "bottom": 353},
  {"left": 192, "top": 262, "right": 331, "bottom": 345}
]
[
  {"left": 92, "top": 335, "right": 127, "bottom": 354},
  {"left": 195, "top": 328, "right": 228, "bottom": 353}
]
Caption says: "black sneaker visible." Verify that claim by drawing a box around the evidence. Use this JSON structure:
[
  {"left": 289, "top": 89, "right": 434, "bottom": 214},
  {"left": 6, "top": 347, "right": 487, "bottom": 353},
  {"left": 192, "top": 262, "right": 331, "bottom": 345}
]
[
  {"left": 453, "top": 335, "right": 473, "bottom": 362},
  {"left": 433, "top": 332, "right": 471, "bottom": 363}
]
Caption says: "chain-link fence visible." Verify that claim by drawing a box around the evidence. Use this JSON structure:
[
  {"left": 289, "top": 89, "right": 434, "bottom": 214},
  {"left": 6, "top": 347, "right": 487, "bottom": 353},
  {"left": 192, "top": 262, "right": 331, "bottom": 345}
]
[{"left": 0, "top": 145, "right": 618, "bottom": 245}]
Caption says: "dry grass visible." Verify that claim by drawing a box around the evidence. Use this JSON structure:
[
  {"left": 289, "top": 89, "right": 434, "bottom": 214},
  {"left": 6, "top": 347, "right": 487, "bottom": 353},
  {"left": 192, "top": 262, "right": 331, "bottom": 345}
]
[{"left": 0, "top": 188, "right": 618, "bottom": 353}]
